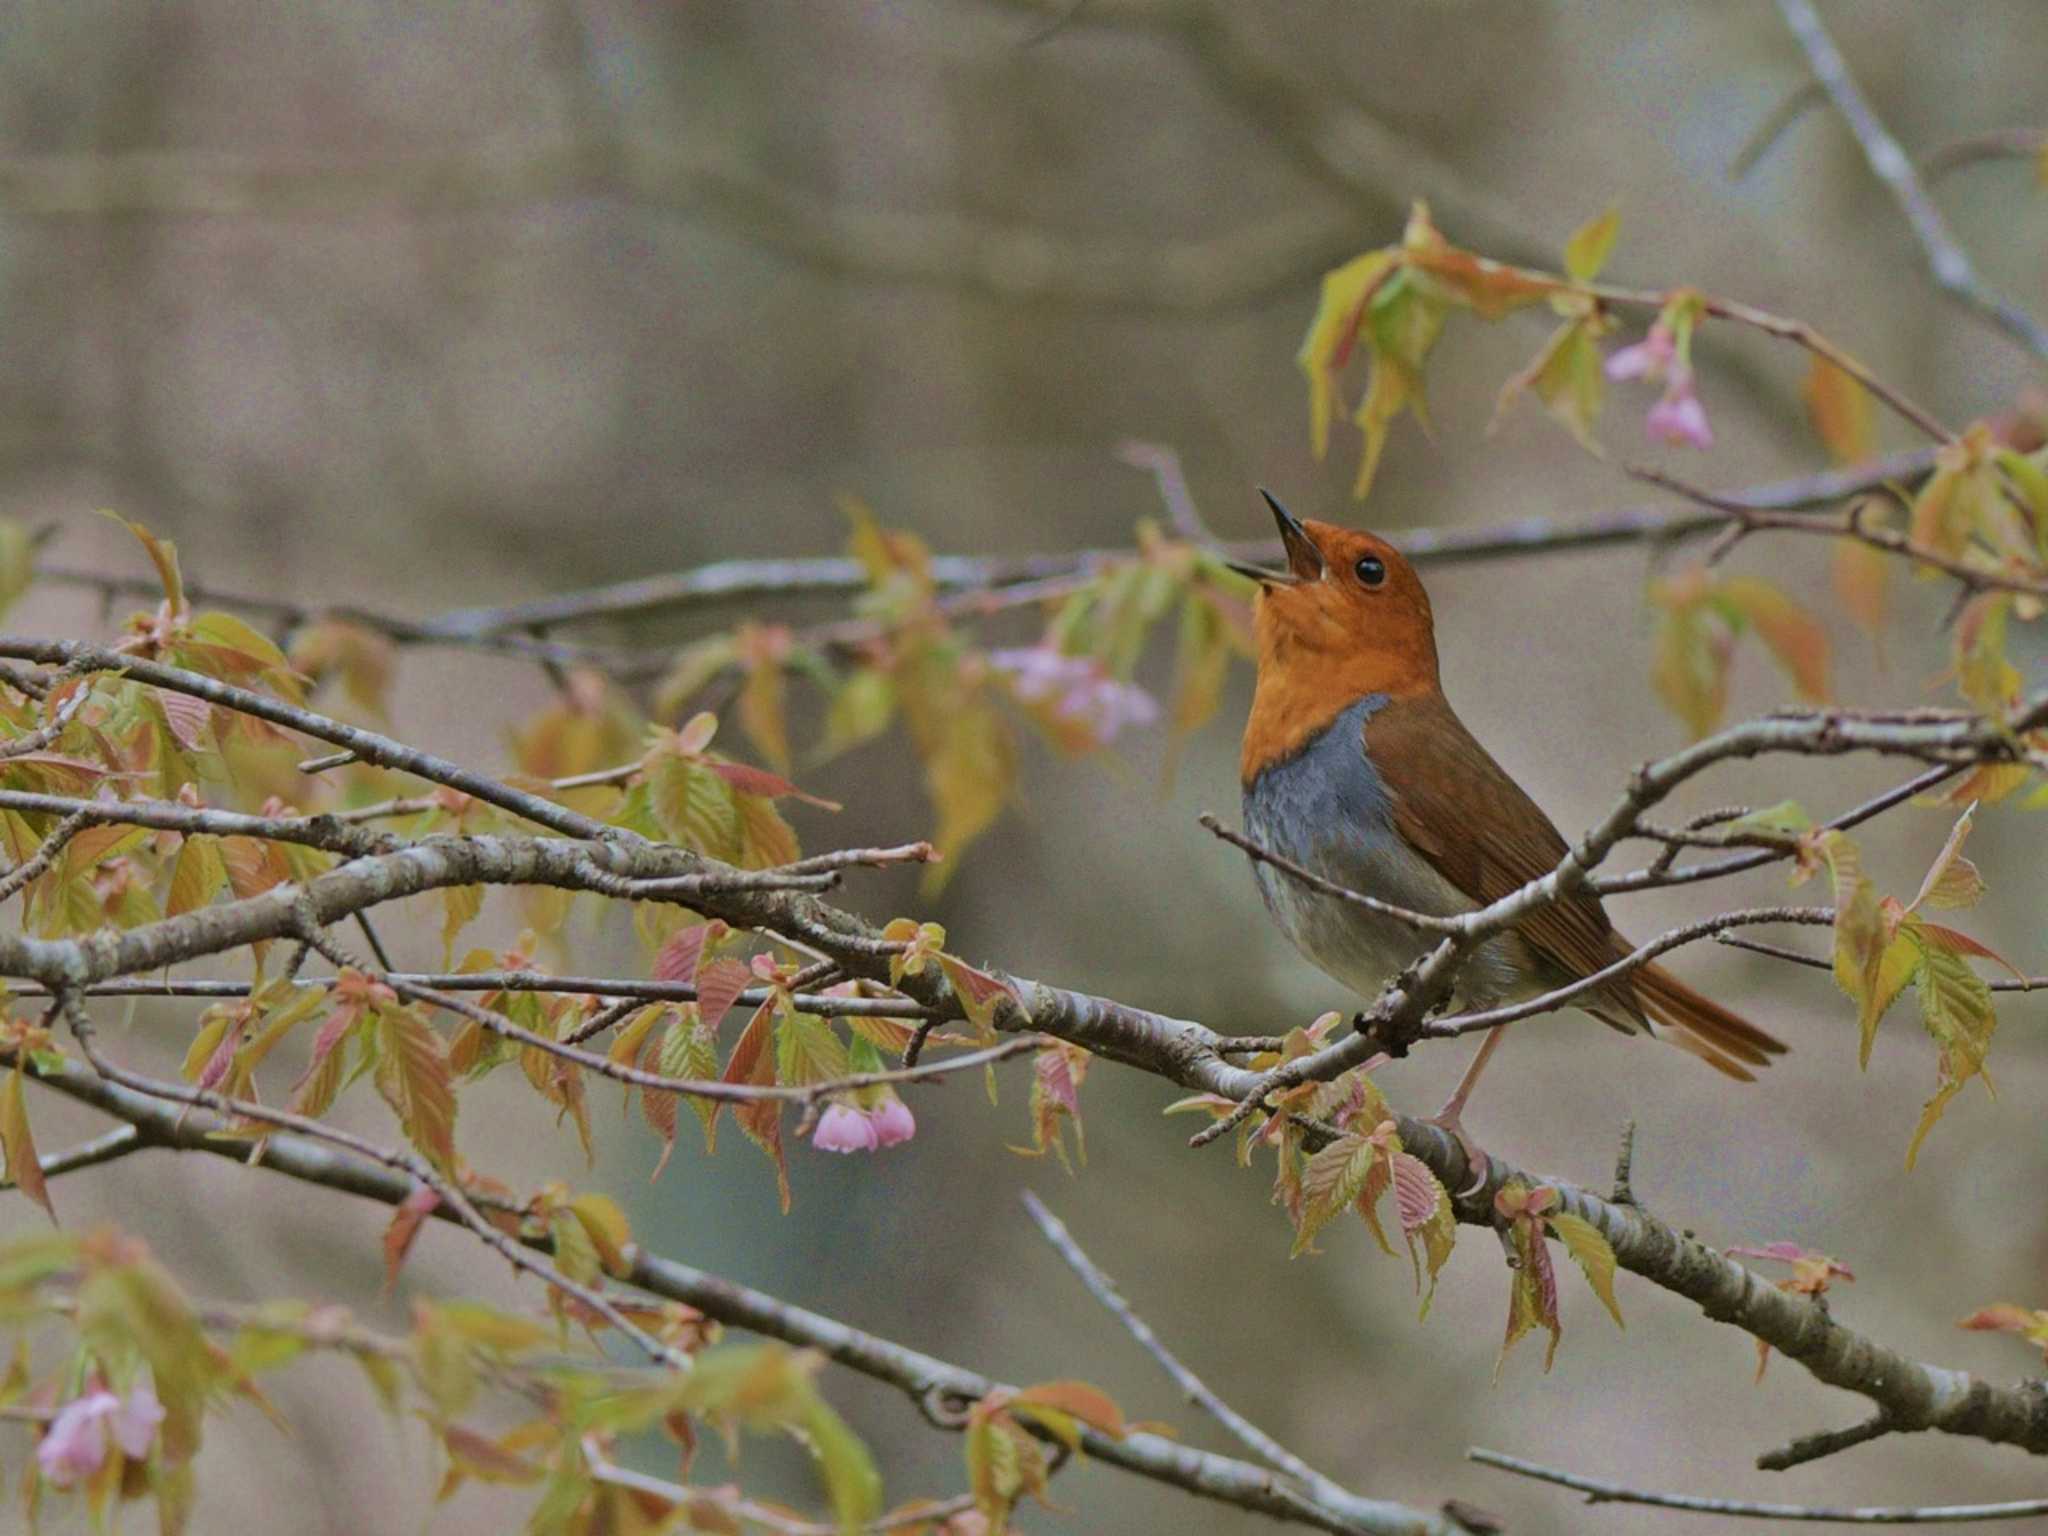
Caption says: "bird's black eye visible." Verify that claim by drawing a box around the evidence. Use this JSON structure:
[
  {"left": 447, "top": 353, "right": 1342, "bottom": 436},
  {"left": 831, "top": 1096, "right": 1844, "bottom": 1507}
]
[{"left": 1353, "top": 555, "right": 1386, "bottom": 589}]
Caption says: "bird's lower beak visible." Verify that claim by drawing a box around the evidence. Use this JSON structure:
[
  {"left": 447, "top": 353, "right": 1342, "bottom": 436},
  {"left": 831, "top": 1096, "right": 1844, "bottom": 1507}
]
[
  {"left": 1227, "top": 489, "right": 1325, "bottom": 586},
  {"left": 1264, "top": 488, "right": 1325, "bottom": 583}
]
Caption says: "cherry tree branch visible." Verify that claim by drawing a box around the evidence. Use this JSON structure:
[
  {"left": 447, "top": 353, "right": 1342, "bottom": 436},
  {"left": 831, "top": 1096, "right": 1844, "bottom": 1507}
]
[
  {"left": 1021, "top": 1190, "right": 1361, "bottom": 1501},
  {"left": 1467, "top": 1448, "right": 2048, "bottom": 1523},
  {"left": 2, "top": 643, "right": 2043, "bottom": 1474},
  {"left": 4, "top": 1045, "right": 1480, "bottom": 1536},
  {"left": 420, "top": 450, "right": 1934, "bottom": 638},
  {"left": 1775, "top": 0, "right": 2048, "bottom": 361}
]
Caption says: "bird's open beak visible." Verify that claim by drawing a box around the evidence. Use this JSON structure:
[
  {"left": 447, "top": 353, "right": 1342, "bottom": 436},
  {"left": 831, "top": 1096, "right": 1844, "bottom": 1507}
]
[{"left": 1227, "top": 488, "right": 1325, "bottom": 586}]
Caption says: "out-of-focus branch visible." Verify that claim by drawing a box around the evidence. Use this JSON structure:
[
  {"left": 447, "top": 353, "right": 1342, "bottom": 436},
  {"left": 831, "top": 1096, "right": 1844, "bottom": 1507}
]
[
  {"left": 1920, "top": 128, "right": 2048, "bottom": 184},
  {"left": 423, "top": 449, "right": 1936, "bottom": 639},
  {"left": 8, "top": 973, "right": 940, "bottom": 1019},
  {"left": 0, "top": 143, "right": 1356, "bottom": 314},
  {"left": 1628, "top": 464, "right": 2048, "bottom": 601},
  {"left": 1775, "top": 0, "right": 2048, "bottom": 361},
  {"left": 1468, "top": 1448, "right": 2048, "bottom": 1523}
]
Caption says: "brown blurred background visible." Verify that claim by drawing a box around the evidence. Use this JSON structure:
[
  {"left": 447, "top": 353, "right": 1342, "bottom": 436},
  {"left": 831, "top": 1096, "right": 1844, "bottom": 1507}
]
[{"left": 6, "top": 2, "right": 2048, "bottom": 1531}]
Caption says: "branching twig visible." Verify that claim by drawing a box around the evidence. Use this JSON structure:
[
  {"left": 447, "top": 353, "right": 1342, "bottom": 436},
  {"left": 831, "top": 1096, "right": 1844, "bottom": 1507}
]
[
  {"left": 1023, "top": 1191, "right": 1327, "bottom": 1487},
  {"left": 1469, "top": 1447, "right": 2048, "bottom": 1522},
  {"left": 1776, "top": 0, "right": 2048, "bottom": 361}
]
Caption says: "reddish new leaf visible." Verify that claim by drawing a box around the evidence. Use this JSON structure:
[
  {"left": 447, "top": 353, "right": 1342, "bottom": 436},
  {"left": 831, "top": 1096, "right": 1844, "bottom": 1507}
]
[
  {"left": 382, "top": 1185, "right": 441, "bottom": 1295},
  {"left": 0, "top": 1060, "right": 52, "bottom": 1222}
]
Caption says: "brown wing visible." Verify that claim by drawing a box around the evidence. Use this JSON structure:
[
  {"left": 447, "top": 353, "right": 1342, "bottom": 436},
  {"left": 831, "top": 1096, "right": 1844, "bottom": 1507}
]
[{"left": 1364, "top": 691, "right": 1644, "bottom": 1023}]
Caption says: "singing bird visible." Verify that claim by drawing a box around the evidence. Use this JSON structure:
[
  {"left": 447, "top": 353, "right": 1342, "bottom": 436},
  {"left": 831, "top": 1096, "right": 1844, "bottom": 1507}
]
[{"left": 1236, "top": 493, "right": 1783, "bottom": 1138}]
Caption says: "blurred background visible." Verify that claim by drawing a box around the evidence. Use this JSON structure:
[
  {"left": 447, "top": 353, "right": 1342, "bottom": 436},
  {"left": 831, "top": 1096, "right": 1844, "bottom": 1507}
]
[{"left": 7, "top": 1, "right": 2048, "bottom": 1530}]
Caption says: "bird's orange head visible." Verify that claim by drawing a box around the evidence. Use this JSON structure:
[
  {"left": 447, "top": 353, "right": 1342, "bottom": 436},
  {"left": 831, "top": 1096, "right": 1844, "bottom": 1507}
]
[{"left": 1238, "top": 492, "right": 1440, "bottom": 780}]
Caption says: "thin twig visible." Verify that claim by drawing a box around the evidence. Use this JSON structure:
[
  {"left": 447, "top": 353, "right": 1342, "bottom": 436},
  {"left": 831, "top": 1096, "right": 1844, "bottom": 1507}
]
[
  {"left": 1199, "top": 813, "right": 1460, "bottom": 933},
  {"left": 1021, "top": 1190, "right": 1337, "bottom": 1493},
  {"left": 1470, "top": 1447, "right": 2048, "bottom": 1522},
  {"left": 1776, "top": 0, "right": 2048, "bottom": 361},
  {"left": 1921, "top": 127, "right": 2048, "bottom": 184},
  {"left": 0, "top": 1123, "right": 141, "bottom": 1190},
  {"left": 56, "top": 989, "right": 690, "bottom": 1371}
]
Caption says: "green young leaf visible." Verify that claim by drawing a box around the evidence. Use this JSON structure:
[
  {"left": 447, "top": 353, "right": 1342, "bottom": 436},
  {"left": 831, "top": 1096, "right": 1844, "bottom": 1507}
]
[
  {"left": 1548, "top": 1212, "right": 1623, "bottom": 1329},
  {"left": 1723, "top": 800, "right": 1812, "bottom": 840},
  {"left": 1563, "top": 204, "right": 1620, "bottom": 281},
  {"left": 1903, "top": 923, "right": 1998, "bottom": 1169},
  {"left": 165, "top": 833, "right": 228, "bottom": 917},
  {"left": 1909, "top": 803, "right": 1986, "bottom": 913},
  {"left": 104, "top": 512, "right": 187, "bottom": 618},
  {"left": 1292, "top": 1133, "right": 1377, "bottom": 1257}
]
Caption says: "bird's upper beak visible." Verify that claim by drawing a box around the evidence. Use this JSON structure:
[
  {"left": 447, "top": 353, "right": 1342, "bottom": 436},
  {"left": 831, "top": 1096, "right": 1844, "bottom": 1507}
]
[{"left": 1228, "top": 489, "right": 1324, "bottom": 586}]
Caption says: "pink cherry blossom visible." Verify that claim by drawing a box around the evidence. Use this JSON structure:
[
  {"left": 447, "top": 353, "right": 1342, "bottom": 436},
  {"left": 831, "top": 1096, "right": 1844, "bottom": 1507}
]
[
  {"left": 1603, "top": 321, "right": 1675, "bottom": 382},
  {"left": 987, "top": 647, "right": 1160, "bottom": 744},
  {"left": 37, "top": 1392, "right": 118, "bottom": 1487},
  {"left": 869, "top": 1097, "right": 917, "bottom": 1147},
  {"left": 812, "top": 1103, "right": 880, "bottom": 1153},
  {"left": 36, "top": 1382, "right": 162, "bottom": 1489},
  {"left": 109, "top": 1381, "right": 165, "bottom": 1460},
  {"left": 1645, "top": 376, "right": 1714, "bottom": 449}
]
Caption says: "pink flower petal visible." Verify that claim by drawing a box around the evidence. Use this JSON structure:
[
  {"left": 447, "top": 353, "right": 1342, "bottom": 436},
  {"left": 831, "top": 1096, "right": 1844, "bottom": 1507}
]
[
  {"left": 869, "top": 1097, "right": 917, "bottom": 1147},
  {"left": 37, "top": 1392, "right": 118, "bottom": 1488},
  {"left": 110, "top": 1382, "right": 165, "bottom": 1461},
  {"left": 1604, "top": 323, "right": 1674, "bottom": 382},
  {"left": 1646, "top": 383, "right": 1714, "bottom": 449},
  {"left": 812, "top": 1102, "right": 880, "bottom": 1153}
]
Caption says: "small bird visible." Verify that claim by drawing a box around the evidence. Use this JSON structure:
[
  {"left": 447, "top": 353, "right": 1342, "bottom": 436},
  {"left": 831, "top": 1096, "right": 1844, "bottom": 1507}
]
[{"left": 1236, "top": 493, "right": 1783, "bottom": 1140}]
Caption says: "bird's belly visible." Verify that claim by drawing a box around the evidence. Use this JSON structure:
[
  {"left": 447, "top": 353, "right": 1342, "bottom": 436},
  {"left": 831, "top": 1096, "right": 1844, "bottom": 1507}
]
[{"left": 1242, "top": 704, "right": 1533, "bottom": 1012}]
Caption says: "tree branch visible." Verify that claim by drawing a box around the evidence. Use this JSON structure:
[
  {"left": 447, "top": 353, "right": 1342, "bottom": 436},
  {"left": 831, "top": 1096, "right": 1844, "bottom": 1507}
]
[
  {"left": 6, "top": 1046, "right": 1478, "bottom": 1536},
  {"left": 1468, "top": 1447, "right": 2048, "bottom": 1522},
  {"left": 1775, "top": 0, "right": 2048, "bottom": 361}
]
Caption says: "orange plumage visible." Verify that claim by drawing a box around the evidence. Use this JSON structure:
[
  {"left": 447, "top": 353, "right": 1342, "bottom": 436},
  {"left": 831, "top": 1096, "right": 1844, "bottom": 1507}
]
[{"left": 1237, "top": 494, "right": 1783, "bottom": 1104}]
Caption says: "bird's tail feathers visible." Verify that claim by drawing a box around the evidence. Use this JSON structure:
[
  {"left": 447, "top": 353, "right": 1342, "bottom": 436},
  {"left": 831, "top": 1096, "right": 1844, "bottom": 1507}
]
[{"left": 1630, "top": 958, "right": 1787, "bottom": 1082}]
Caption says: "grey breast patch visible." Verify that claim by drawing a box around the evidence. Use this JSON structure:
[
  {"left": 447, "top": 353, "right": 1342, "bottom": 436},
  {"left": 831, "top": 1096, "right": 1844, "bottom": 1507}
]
[{"left": 1241, "top": 693, "right": 1526, "bottom": 1010}]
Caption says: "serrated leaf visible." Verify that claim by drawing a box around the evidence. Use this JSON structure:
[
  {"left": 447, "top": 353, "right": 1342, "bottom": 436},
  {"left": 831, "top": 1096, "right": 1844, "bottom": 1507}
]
[
  {"left": 648, "top": 755, "right": 742, "bottom": 861},
  {"left": 1910, "top": 804, "right": 1984, "bottom": 912},
  {"left": 165, "top": 833, "right": 227, "bottom": 917},
  {"left": 1549, "top": 1212, "right": 1623, "bottom": 1329},
  {"left": 106, "top": 513, "right": 186, "bottom": 617},
  {"left": 1293, "top": 1133, "right": 1376, "bottom": 1257},
  {"left": 382, "top": 1185, "right": 440, "bottom": 1295},
  {"left": 696, "top": 956, "right": 751, "bottom": 1033},
  {"left": 722, "top": 1001, "right": 789, "bottom": 1212},
  {"left": 439, "top": 884, "right": 484, "bottom": 965},
  {"left": 936, "top": 952, "right": 1015, "bottom": 1043},
  {"left": 775, "top": 1011, "right": 849, "bottom": 1088},
  {"left": 1903, "top": 928, "right": 1997, "bottom": 1168},
  {"left": 0, "top": 1060, "right": 52, "bottom": 1222},
  {"left": 375, "top": 1008, "right": 457, "bottom": 1175},
  {"left": 569, "top": 1193, "right": 633, "bottom": 1278}
]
